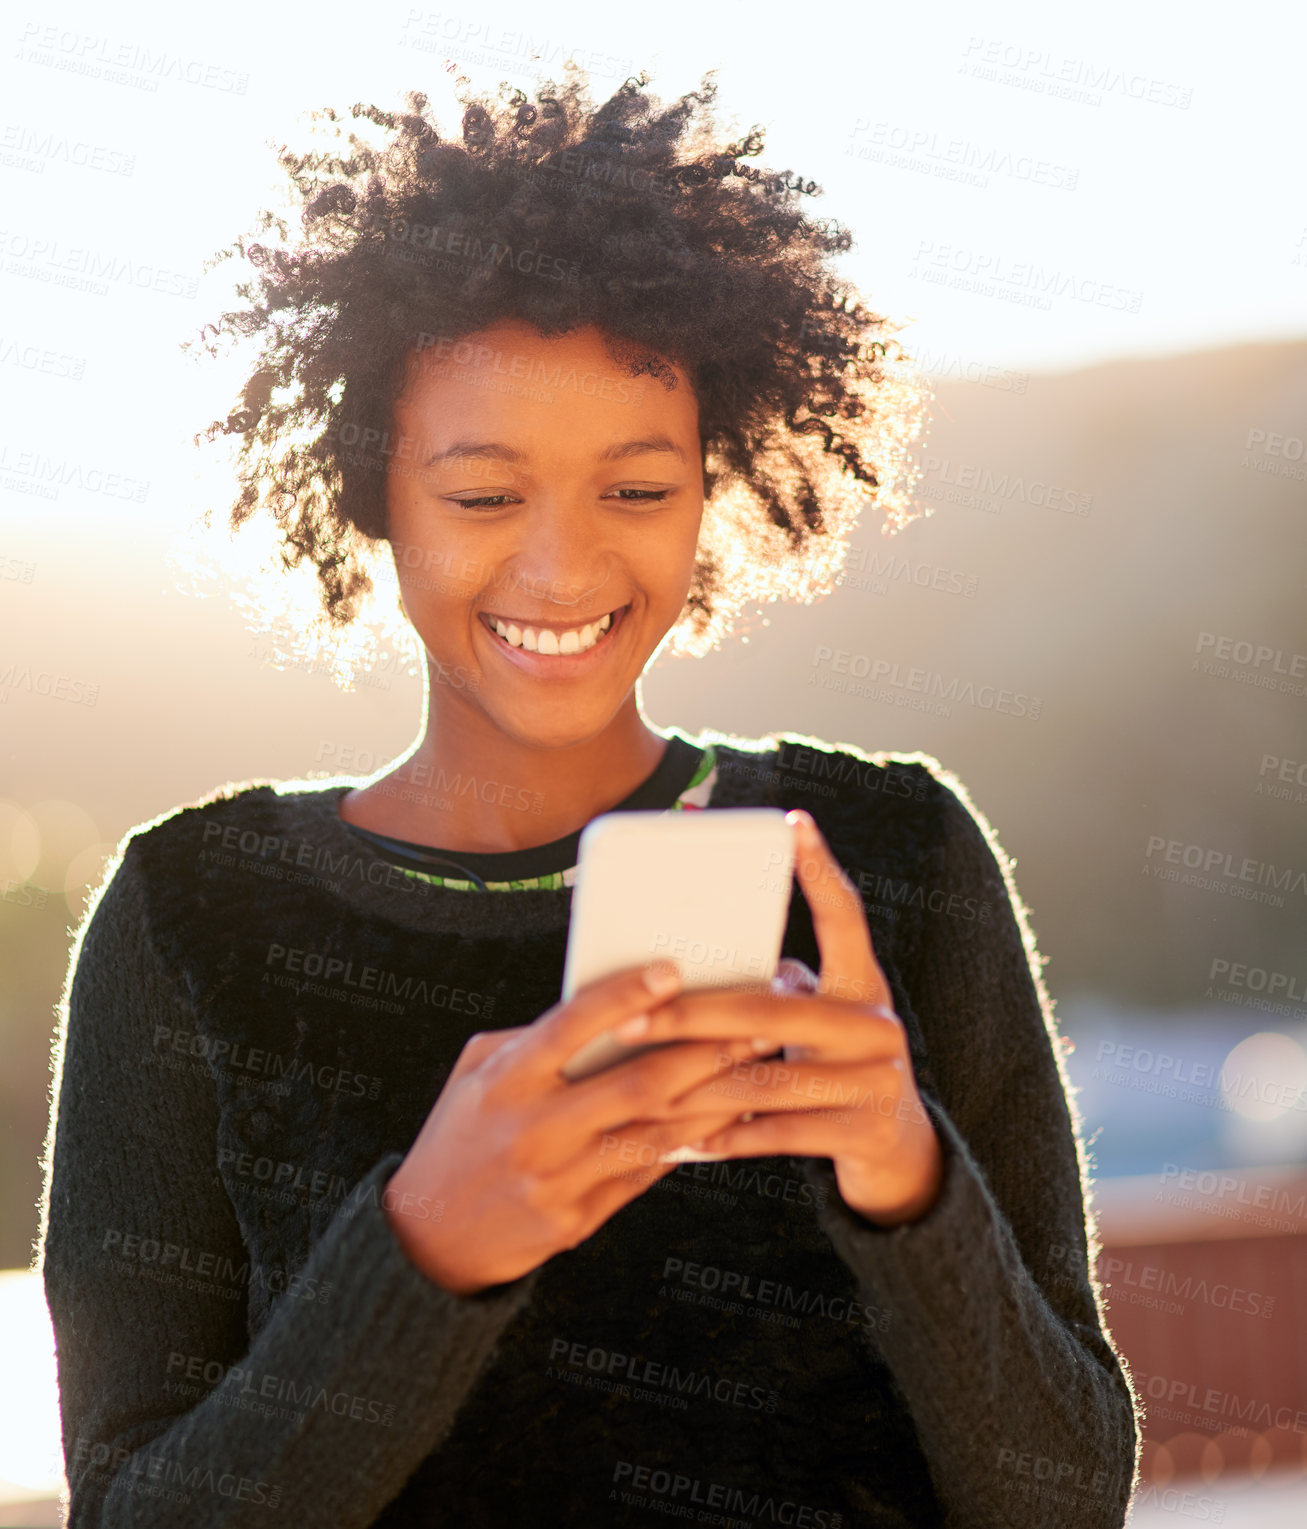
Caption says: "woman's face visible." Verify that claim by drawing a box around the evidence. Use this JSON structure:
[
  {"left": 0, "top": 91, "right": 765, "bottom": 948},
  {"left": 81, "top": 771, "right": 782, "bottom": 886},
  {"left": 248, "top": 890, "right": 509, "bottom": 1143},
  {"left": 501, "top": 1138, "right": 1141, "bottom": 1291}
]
[{"left": 384, "top": 319, "right": 705, "bottom": 749}]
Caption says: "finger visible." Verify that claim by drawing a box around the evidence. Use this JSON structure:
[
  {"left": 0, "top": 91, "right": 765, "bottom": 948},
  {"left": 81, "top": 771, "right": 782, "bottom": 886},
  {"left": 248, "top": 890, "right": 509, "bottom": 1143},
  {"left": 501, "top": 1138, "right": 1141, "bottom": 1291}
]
[
  {"left": 530, "top": 1037, "right": 763, "bottom": 1170},
  {"left": 624, "top": 988, "right": 904, "bottom": 1062},
  {"left": 651, "top": 1106, "right": 755, "bottom": 1162},
  {"left": 448, "top": 1025, "right": 532, "bottom": 1081},
  {"left": 772, "top": 961, "right": 819, "bottom": 1055},
  {"left": 509, "top": 959, "right": 684, "bottom": 1085},
  {"left": 673, "top": 1056, "right": 913, "bottom": 1122},
  {"left": 786, "top": 810, "right": 892, "bottom": 1008},
  {"left": 690, "top": 1107, "right": 891, "bottom": 1162},
  {"left": 560, "top": 1106, "right": 749, "bottom": 1215},
  {"left": 772, "top": 957, "right": 819, "bottom": 994}
]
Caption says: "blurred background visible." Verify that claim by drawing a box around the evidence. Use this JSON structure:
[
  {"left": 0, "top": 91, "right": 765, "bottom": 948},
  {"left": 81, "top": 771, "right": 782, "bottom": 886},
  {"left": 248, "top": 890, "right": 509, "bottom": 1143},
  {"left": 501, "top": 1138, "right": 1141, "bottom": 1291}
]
[{"left": 2, "top": 0, "right": 1305, "bottom": 1522}]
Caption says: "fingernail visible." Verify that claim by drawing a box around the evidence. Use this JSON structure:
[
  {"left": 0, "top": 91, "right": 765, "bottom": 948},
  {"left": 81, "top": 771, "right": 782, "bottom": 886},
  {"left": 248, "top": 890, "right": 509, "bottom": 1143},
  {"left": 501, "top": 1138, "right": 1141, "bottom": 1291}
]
[
  {"left": 643, "top": 961, "right": 681, "bottom": 997},
  {"left": 658, "top": 1143, "right": 729, "bottom": 1163},
  {"left": 614, "top": 1014, "right": 650, "bottom": 1039},
  {"left": 750, "top": 1037, "right": 778, "bottom": 1053}
]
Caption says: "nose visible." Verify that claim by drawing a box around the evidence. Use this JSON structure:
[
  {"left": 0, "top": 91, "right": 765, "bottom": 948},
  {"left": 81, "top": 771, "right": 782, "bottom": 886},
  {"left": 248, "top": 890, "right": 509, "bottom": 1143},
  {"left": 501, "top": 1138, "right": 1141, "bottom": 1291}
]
[{"left": 493, "top": 495, "right": 615, "bottom": 611}]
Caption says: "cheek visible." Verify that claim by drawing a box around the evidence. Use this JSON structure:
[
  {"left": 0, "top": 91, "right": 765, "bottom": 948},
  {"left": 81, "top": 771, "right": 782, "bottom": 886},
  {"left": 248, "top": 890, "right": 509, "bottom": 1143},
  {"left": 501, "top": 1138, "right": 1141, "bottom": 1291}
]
[{"left": 386, "top": 495, "right": 471, "bottom": 614}]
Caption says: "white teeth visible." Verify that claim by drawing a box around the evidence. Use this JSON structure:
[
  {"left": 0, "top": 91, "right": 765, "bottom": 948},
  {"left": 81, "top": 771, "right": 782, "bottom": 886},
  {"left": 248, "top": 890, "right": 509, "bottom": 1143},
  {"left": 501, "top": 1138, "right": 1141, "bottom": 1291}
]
[{"left": 490, "top": 609, "right": 618, "bottom": 654}]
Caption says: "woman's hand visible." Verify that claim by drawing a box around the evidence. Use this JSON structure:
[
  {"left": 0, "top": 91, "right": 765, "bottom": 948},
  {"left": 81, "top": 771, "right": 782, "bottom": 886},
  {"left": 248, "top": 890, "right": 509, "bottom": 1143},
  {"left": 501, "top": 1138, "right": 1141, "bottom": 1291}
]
[
  {"left": 382, "top": 961, "right": 765, "bottom": 1296},
  {"left": 611, "top": 810, "right": 944, "bottom": 1227}
]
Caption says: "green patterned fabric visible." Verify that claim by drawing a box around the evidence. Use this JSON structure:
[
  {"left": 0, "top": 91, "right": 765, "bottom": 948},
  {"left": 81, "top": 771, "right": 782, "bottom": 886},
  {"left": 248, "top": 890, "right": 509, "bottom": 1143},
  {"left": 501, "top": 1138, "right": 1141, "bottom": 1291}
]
[{"left": 387, "top": 744, "right": 718, "bottom": 893}]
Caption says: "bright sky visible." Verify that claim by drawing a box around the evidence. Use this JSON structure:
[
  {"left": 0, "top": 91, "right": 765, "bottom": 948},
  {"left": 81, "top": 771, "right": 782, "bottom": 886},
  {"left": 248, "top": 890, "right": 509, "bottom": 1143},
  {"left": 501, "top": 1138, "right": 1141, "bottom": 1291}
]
[
  {"left": 1, "top": 0, "right": 1304, "bottom": 544},
  {"left": 1, "top": 12, "right": 1304, "bottom": 1495}
]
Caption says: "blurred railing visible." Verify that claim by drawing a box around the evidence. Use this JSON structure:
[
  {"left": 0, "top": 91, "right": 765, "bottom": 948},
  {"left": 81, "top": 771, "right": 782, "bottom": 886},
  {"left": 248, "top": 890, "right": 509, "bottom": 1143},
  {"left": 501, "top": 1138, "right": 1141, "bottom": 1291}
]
[{"left": 1093, "top": 1163, "right": 1307, "bottom": 1488}]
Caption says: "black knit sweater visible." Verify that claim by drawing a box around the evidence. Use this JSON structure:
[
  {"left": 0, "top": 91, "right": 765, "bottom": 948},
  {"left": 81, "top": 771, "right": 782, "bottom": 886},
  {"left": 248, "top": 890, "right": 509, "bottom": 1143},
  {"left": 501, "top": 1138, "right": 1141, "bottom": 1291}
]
[{"left": 38, "top": 730, "right": 1141, "bottom": 1527}]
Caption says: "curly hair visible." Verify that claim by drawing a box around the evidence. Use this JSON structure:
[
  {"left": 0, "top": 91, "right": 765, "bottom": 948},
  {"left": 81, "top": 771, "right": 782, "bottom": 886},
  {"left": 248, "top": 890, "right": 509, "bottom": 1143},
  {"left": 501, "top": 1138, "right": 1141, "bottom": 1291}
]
[{"left": 189, "top": 66, "right": 929, "bottom": 659}]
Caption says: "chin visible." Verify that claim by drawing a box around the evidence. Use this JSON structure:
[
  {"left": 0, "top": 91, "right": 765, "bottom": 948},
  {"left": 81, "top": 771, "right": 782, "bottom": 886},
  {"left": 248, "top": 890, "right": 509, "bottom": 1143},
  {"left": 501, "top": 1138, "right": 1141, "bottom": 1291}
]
[{"left": 491, "top": 707, "right": 620, "bottom": 749}]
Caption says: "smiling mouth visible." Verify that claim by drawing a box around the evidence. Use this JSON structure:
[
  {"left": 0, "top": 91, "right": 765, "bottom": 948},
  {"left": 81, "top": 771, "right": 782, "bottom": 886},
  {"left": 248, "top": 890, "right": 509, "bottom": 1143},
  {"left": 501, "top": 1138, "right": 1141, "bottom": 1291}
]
[{"left": 479, "top": 603, "right": 630, "bottom": 656}]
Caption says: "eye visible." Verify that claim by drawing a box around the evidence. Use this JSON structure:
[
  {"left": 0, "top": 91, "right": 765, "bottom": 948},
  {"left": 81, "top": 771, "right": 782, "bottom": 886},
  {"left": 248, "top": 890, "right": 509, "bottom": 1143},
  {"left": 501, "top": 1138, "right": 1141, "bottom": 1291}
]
[
  {"left": 447, "top": 494, "right": 517, "bottom": 511},
  {"left": 445, "top": 487, "right": 674, "bottom": 511}
]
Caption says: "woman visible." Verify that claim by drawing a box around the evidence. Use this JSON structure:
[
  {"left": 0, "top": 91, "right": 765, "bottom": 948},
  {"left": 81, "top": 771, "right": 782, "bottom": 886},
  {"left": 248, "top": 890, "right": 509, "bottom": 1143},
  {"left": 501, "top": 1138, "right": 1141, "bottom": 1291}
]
[{"left": 39, "top": 70, "right": 1142, "bottom": 1526}]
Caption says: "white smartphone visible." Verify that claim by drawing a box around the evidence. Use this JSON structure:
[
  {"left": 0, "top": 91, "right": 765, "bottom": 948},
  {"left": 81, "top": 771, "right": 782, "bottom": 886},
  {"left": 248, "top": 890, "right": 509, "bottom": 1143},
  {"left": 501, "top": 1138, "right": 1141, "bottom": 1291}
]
[{"left": 560, "top": 807, "right": 796, "bottom": 1082}]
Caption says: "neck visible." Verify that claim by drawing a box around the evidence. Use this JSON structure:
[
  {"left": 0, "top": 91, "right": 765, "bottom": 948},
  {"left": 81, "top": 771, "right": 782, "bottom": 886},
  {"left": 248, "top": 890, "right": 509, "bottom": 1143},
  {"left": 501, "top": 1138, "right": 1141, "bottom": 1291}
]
[{"left": 338, "top": 682, "right": 673, "bottom": 854}]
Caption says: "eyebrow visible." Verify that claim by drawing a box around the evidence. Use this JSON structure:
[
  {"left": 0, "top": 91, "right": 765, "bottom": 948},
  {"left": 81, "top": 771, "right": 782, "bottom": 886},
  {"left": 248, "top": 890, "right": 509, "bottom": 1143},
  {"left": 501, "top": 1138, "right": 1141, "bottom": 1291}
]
[
  {"left": 598, "top": 435, "right": 687, "bottom": 464},
  {"left": 424, "top": 435, "right": 687, "bottom": 468}
]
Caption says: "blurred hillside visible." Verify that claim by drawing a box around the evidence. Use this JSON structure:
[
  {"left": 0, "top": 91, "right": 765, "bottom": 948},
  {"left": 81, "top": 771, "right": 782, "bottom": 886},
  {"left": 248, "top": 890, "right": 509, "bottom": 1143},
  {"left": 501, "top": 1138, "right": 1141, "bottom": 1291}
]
[
  {"left": 654, "top": 336, "right": 1307, "bottom": 1004},
  {"left": 2, "top": 336, "right": 1305, "bottom": 1267}
]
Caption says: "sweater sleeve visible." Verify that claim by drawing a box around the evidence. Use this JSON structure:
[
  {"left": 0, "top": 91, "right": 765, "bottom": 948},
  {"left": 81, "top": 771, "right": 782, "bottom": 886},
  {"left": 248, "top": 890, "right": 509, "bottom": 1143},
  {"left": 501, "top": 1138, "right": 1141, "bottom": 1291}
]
[
  {"left": 799, "top": 770, "right": 1142, "bottom": 1529},
  {"left": 38, "top": 847, "right": 540, "bottom": 1528}
]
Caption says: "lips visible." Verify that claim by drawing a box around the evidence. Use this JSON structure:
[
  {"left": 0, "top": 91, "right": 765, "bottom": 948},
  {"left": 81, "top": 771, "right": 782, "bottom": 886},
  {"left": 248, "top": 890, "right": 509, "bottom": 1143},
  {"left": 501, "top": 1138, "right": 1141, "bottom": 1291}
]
[
  {"left": 478, "top": 605, "right": 626, "bottom": 634},
  {"left": 477, "top": 602, "right": 632, "bottom": 667}
]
